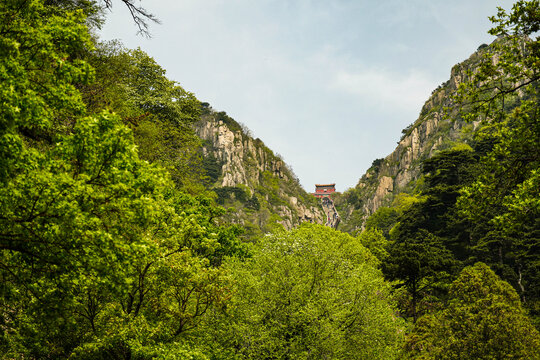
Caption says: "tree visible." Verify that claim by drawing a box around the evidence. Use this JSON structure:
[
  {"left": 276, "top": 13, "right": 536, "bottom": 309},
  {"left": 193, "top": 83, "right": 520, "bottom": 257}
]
[
  {"left": 403, "top": 263, "right": 540, "bottom": 359},
  {"left": 0, "top": 0, "right": 93, "bottom": 182},
  {"left": 384, "top": 228, "right": 456, "bottom": 322},
  {"left": 0, "top": 2, "right": 243, "bottom": 357},
  {"left": 45, "top": 0, "right": 160, "bottom": 35},
  {"left": 358, "top": 227, "right": 389, "bottom": 263},
  {"left": 364, "top": 206, "right": 399, "bottom": 238},
  {"left": 101, "top": 0, "right": 160, "bottom": 35},
  {"left": 204, "top": 224, "right": 405, "bottom": 360},
  {"left": 82, "top": 44, "right": 206, "bottom": 191},
  {"left": 454, "top": 0, "right": 540, "bottom": 322},
  {"left": 420, "top": 147, "right": 478, "bottom": 260}
]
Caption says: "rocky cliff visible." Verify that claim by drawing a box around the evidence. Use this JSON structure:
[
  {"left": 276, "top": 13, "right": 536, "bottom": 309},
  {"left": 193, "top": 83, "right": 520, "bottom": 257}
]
[
  {"left": 335, "top": 44, "right": 488, "bottom": 233},
  {"left": 195, "top": 105, "right": 324, "bottom": 237}
]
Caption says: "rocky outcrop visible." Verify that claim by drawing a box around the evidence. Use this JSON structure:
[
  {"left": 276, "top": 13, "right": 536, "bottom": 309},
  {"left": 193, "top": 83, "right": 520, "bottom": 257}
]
[
  {"left": 321, "top": 197, "right": 340, "bottom": 229},
  {"left": 195, "top": 109, "right": 324, "bottom": 234},
  {"left": 197, "top": 119, "right": 289, "bottom": 188},
  {"left": 336, "top": 44, "right": 488, "bottom": 232}
]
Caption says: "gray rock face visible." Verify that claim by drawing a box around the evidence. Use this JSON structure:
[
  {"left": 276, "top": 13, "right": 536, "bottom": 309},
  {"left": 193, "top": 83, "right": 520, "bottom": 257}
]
[
  {"left": 195, "top": 111, "right": 324, "bottom": 231},
  {"left": 321, "top": 197, "right": 340, "bottom": 229},
  {"left": 339, "top": 46, "right": 486, "bottom": 231}
]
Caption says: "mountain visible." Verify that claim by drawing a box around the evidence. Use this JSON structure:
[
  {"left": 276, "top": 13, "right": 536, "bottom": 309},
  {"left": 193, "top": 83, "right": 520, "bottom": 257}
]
[
  {"left": 335, "top": 44, "right": 489, "bottom": 233},
  {"left": 195, "top": 104, "right": 325, "bottom": 237},
  {"left": 194, "top": 43, "right": 492, "bottom": 236}
]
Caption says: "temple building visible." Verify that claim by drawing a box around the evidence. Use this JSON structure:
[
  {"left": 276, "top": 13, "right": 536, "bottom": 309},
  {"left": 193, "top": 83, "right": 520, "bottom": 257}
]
[{"left": 313, "top": 183, "right": 336, "bottom": 198}]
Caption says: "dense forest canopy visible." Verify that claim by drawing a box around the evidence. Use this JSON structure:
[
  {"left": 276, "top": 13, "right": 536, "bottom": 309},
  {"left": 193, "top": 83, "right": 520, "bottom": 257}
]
[{"left": 0, "top": 0, "right": 539, "bottom": 359}]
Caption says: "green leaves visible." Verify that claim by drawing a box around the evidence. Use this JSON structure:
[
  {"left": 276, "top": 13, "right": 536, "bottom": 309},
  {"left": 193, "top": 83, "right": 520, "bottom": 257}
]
[
  {"left": 0, "top": 3, "right": 242, "bottom": 356},
  {"left": 384, "top": 229, "right": 456, "bottom": 321},
  {"left": 455, "top": 31, "right": 540, "bottom": 320},
  {"left": 489, "top": 0, "right": 540, "bottom": 36},
  {"left": 206, "top": 224, "right": 404, "bottom": 360},
  {"left": 404, "top": 263, "right": 540, "bottom": 360},
  {"left": 83, "top": 44, "right": 206, "bottom": 190},
  {"left": 0, "top": 0, "right": 93, "bottom": 182},
  {"left": 0, "top": 108, "right": 243, "bottom": 357}
]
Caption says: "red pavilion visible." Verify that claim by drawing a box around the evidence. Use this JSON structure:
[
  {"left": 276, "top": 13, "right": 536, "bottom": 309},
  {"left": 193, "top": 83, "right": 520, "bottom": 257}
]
[{"left": 313, "top": 183, "right": 336, "bottom": 198}]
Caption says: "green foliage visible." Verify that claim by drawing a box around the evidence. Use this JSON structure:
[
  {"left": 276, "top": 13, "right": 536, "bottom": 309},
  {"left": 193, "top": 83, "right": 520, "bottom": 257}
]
[
  {"left": 201, "top": 152, "right": 222, "bottom": 185},
  {"left": 489, "top": 0, "right": 540, "bottom": 37},
  {"left": 337, "top": 208, "right": 365, "bottom": 234},
  {"left": 365, "top": 206, "right": 399, "bottom": 238},
  {"left": 204, "top": 224, "right": 405, "bottom": 359},
  {"left": 400, "top": 123, "right": 415, "bottom": 139},
  {"left": 82, "top": 43, "right": 205, "bottom": 191},
  {"left": 0, "top": 2, "right": 245, "bottom": 357},
  {"left": 8, "top": 0, "right": 540, "bottom": 358},
  {"left": 358, "top": 228, "right": 389, "bottom": 262},
  {"left": 0, "top": 108, "right": 242, "bottom": 357},
  {"left": 333, "top": 187, "right": 366, "bottom": 234},
  {"left": 371, "top": 157, "right": 385, "bottom": 171},
  {"left": 215, "top": 111, "right": 243, "bottom": 133},
  {"left": 214, "top": 186, "right": 249, "bottom": 204},
  {"left": 454, "top": 0, "right": 540, "bottom": 323},
  {"left": 342, "top": 188, "right": 363, "bottom": 209},
  {"left": 391, "top": 193, "right": 423, "bottom": 212},
  {"left": 404, "top": 263, "right": 540, "bottom": 359},
  {"left": 422, "top": 148, "right": 476, "bottom": 189},
  {"left": 420, "top": 149, "right": 478, "bottom": 259},
  {"left": 477, "top": 43, "right": 489, "bottom": 51},
  {"left": 384, "top": 229, "right": 457, "bottom": 321},
  {"left": 254, "top": 170, "right": 289, "bottom": 209},
  {"left": 457, "top": 103, "right": 540, "bottom": 323},
  {"left": 244, "top": 194, "right": 261, "bottom": 210},
  {"left": 0, "top": 0, "right": 93, "bottom": 181},
  {"left": 377, "top": 149, "right": 481, "bottom": 320}
]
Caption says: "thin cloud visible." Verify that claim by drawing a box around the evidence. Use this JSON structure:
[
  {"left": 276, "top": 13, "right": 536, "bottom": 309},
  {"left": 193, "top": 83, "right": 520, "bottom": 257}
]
[{"left": 331, "top": 68, "right": 438, "bottom": 112}]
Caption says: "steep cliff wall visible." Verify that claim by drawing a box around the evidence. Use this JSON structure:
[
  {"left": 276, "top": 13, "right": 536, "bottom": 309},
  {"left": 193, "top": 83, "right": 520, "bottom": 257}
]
[
  {"left": 336, "top": 45, "right": 487, "bottom": 233},
  {"left": 195, "top": 107, "right": 324, "bottom": 236}
]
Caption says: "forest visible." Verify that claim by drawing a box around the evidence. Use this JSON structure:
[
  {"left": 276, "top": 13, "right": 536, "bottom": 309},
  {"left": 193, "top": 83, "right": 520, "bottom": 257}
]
[{"left": 0, "top": 0, "right": 539, "bottom": 359}]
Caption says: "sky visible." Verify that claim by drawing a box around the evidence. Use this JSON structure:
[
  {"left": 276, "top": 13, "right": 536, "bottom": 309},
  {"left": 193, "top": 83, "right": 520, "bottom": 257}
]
[{"left": 98, "top": 0, "right": 516, "bottom": 192}]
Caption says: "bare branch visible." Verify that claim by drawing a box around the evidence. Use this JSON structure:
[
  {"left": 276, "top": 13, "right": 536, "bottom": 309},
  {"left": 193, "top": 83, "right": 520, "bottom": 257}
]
[{"left": 102, "top": 0, "right": 160, "bottom": 37}]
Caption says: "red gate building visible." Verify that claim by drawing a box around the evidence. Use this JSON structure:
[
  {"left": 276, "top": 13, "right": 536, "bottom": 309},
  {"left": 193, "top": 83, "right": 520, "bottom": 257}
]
[{"left": 313, "top": 183, "right": 336, "bottom": 198}]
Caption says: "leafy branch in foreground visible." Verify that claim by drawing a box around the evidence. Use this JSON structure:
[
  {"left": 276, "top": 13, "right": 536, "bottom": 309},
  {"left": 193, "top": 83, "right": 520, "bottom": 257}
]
[{"left": 0, "top": 1, "right": 242, "bottom": 357}]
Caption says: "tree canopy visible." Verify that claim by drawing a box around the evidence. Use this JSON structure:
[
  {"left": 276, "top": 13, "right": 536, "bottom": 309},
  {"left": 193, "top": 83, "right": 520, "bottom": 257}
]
[
  {"left": 454, "top": 0, "right": 540, "bottom": 323},
  {"left": 0, "top": 1, "right": 242, "bottom": 357},
  {"left": 404, "top": 263, "right": 540, "bottom": 360},
  {"left": 204, "top": 224, "right": 405, "bottom": 360}
]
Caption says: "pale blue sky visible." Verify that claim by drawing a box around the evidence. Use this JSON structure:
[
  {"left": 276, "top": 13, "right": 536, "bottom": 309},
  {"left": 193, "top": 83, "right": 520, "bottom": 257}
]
[{"left": 99, "top": 0, "right": 515, "bottom": 192}]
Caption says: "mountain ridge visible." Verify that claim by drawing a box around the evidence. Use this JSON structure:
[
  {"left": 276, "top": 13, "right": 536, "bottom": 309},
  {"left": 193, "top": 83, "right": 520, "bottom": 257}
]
[
  {"left": 334, "top": 42, "right": 490, "bottom": 233},
  {"left": 194, "top": 104, "right": 325, "bottom": 237}
]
